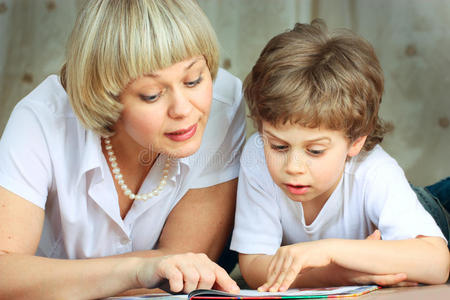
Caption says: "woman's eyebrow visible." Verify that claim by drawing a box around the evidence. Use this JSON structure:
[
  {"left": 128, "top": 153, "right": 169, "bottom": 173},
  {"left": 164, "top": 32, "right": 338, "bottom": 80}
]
[{"left": 147, "top": 57, "right": 202, "bottom": 78}]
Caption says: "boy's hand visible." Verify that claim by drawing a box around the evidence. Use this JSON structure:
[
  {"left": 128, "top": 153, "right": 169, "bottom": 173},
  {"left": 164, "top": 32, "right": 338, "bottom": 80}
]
[
  {"left": 352, "top": 229, "right": 417, "bottom": 287},
  {"left": 326, "top": 263, "right": 418, "bottom": 287},
  {"left": 136, "top": 253, "right": 240, "bottom": 294},
  {"left": 258, "top": 240, "right": 333, "bottom": 292},
  {"left": 327, "top": 230, "right": 417, "bottom": 287},
  {"left": 258, "top": 231, "right": 418, "bottom": 292}
]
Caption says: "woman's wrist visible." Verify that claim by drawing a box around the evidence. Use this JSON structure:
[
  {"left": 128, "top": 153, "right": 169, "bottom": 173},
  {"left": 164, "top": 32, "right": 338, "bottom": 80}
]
[{"left": 114, "top": 257, "right": 148, "bottom": 290}]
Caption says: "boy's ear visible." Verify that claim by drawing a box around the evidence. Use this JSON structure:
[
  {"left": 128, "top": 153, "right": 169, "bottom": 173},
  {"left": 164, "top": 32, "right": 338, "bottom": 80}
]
[{"left": 348, "top": 136, "right": 367, "bottom": 157}]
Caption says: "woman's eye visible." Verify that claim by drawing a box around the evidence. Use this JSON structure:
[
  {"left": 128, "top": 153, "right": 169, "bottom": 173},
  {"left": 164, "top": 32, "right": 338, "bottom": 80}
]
[
  {"left": 270, "top": 144, "right": 288, "bottom": 152},
  {"left": 140, "top": 93, "right": 161, "bottom": 102},
  {"left": 307, "top": 149, "right": 324, "bottom": 156},
  {"left": 185, "top": 76, "right": 203, "bottom": 87}
]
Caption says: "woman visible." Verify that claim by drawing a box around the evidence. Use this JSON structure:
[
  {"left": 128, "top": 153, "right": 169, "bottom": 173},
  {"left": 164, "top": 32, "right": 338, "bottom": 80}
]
[{"left": 0, "top": 0, "right": 244, "bottom": 298}]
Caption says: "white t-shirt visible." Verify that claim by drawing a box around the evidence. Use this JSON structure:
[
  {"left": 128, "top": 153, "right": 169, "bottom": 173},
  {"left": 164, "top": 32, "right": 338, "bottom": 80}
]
[
  {"left": 230, "top": 133, "right": 445, "bottom": 255},
  {"left": 0, "top": 68, "right": 246, "bottom": 259}
]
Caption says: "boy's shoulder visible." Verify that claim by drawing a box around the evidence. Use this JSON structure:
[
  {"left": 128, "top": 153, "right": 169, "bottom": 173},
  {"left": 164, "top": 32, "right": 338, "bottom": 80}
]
[{"left": 345, "top": 145, "right": 404, "bottom": 183}]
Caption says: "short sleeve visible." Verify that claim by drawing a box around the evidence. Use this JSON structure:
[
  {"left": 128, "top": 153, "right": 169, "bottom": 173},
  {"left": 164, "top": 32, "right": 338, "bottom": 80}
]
[
  {"left": 188, "top": 72, "right": 246, "bottom": 189},
  {"left": 364, "top": 162, "right": 445, "bottom": 241},
  {"left": 230, "top": 134, "right": 283, "bottom": 255},
  {"left": 0, "top": 103, "right": 52, "bottom": 208}
]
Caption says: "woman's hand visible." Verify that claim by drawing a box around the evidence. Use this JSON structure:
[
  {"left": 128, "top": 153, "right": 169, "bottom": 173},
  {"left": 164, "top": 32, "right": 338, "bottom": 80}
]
[
  {"left": 258, "top": 240, "right": 333, "bottom": 292},
  {"left": 136, "top": 253, "right": 240, "bottom": 294}
]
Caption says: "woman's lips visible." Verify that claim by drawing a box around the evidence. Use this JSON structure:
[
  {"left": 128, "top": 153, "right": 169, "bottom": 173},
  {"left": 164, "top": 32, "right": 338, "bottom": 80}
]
[
  {"left": 165, "top": 124, "right": 197, "bottom": 142},
  {"left": 285, "top": 184, "right": 310, "bottom": 195}
]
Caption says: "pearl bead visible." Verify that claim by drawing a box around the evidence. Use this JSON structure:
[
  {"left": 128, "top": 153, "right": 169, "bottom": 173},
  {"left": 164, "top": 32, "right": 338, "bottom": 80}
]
[{"left": 104, "top": 137, "right": 171, "bottom": 201}]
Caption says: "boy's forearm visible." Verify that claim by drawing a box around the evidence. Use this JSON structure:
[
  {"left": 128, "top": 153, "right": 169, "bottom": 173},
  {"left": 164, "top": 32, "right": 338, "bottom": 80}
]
[
  {"left": 329, "top": 237, "right": 449, "bottom": 284},
  {"left": 241, "top": 254, "right": 347, "bottom": 288},
  {"left": 239, "top": 254, "right": 273, "bottom": 289}
]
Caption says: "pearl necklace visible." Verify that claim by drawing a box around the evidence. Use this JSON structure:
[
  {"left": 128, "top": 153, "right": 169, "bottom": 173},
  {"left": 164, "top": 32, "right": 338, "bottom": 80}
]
[{"left": 104, "top": 137, "right": 171, "bottom": 201}]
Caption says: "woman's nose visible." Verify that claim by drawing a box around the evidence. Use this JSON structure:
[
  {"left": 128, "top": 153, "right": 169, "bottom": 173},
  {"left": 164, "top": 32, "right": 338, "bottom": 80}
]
[{"left": 167, "top": 89, "right": 193, "bottom": 119}]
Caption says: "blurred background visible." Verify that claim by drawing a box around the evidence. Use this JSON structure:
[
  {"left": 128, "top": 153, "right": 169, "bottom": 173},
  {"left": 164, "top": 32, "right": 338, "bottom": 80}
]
[{"left": 0, "top": 0, "right": 449, "bottom": 186}]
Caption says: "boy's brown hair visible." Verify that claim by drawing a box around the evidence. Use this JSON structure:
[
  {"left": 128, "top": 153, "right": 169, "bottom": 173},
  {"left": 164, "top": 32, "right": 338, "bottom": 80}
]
[{"left": 244, "top": 19, "right": 391, "bottom": 151}]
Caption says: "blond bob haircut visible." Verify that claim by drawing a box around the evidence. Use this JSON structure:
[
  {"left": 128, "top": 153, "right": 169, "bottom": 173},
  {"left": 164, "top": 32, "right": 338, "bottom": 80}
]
[
  {"left": 244, "top": 19, "right": 391, "bottom": 151},
  {"left": 61, "top": 0, "right": 219, "bottom": 136}
]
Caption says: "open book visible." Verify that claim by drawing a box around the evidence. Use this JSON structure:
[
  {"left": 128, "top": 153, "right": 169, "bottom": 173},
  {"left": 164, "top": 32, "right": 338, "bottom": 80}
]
[
  {"left": 187, "top": 285, "right": 380, "bottom": 299},
  {"left": 104, "top": 285, "right": 380, "bottom": 299}
]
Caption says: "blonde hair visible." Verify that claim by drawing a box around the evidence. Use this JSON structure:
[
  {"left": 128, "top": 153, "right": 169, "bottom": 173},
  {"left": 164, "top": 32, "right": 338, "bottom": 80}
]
[
  {"left": 61, "top": 0, "right": 219, "bottom": 136},
  {"left": 244, "top": 19, "right": 391, "bottom": 151}
]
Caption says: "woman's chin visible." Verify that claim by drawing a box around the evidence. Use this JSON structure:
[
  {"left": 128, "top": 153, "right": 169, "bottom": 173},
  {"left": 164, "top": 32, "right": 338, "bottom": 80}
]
[{"left": 166, "top": 143, "right": 202, "bottom": 159}]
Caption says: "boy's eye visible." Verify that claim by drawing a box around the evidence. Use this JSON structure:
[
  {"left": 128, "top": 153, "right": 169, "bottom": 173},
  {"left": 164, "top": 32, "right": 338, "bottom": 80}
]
[
  {"left": 185, "top": 75, "right": 203, "bottom": 87},
  {"left": 140, "top": 92, "right": 161, "bottom": 102},
  {"left": 307, "top": 149, "right": 325, "bottom": 156},
  {"left": 270, "top": 144, "right": 288, "bottom": 152}
]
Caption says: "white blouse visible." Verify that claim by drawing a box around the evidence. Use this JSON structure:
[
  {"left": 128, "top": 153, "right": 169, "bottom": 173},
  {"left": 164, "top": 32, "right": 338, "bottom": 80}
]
[{"left": 0, "top": 68, "right": 246, "bottom": 259}]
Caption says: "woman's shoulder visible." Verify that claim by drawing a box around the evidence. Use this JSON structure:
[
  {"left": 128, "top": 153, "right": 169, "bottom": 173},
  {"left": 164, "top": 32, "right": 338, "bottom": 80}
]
[
  {"left": 6, "top": 75, "right": 87, "bottom": 150},
  {"left": 14, "top": 75, "right": 74, "bottom": 119},
  {"left": 240, "top": 132, "right": 269, "bottom": 174},
  {"left": 212, "top": 68, "right": 242, "bottom": 106}
]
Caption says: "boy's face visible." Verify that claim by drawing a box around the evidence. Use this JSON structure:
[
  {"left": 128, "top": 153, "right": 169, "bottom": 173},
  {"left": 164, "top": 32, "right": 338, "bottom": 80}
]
[{"left": 261, "top": 121, "right": 366, "bottom": 209}]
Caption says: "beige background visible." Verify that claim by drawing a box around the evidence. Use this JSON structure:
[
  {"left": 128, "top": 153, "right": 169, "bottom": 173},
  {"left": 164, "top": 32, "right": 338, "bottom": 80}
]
[{"left": 0, "top": 0, "right": 449, "bottom": 186}]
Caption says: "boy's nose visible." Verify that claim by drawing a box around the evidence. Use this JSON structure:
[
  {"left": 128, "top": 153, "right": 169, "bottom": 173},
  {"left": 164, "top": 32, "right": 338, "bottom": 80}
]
[
  {"left": 285, "top": 152, "right": 307, "bottom": 175},
  {"left": 168, "top": 89, "right": 193, "bottom": 119}
]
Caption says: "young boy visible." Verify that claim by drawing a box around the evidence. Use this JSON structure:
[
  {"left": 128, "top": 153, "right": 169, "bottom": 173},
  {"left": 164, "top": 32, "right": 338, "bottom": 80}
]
[{"left": 230, "top": 19, "right": 449, "bottom": 292}]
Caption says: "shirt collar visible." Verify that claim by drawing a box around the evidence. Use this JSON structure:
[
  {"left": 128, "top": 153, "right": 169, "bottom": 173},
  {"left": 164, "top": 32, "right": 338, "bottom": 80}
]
[
  {"left": 76, "top": 130, "right": 105, "bottom": 187},
  {"left": 76, "top": 130, "right": 183, "bottom": 188}
]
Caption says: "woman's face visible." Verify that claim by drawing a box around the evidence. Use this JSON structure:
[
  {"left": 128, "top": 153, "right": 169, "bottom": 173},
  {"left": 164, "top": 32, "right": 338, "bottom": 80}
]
[{"left": 114, "top": 56, "right": 213, "bottom": 159}]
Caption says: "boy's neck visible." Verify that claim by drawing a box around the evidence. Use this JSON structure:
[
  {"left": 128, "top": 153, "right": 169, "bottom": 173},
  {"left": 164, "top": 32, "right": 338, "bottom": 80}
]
[
  {"left": 300, "top": 170, "right": 344, "bottom": 226},
  {"left": 302, "top": 197, "right": 328, "bottom": 226}
]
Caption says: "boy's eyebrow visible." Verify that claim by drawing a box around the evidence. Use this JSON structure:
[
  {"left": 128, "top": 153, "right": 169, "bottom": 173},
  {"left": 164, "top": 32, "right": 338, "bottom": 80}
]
[
  {"left": 305, "top": 137, "right": 332, "bottom": 143},
  {"left": 263, "top": 129, "right": 331, "bottom": 143},
  {"left": 146, "top": 58, "right": 202, "bottom": 78},
  {"left": 263, "top": 129, "right": 285, "bottom": 141}
]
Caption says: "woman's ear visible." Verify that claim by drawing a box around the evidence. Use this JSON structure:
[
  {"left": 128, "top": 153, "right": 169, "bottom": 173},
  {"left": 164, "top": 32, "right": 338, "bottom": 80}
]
[{"left": 348, "top": 136, "right": 367, "bottom": 157}]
